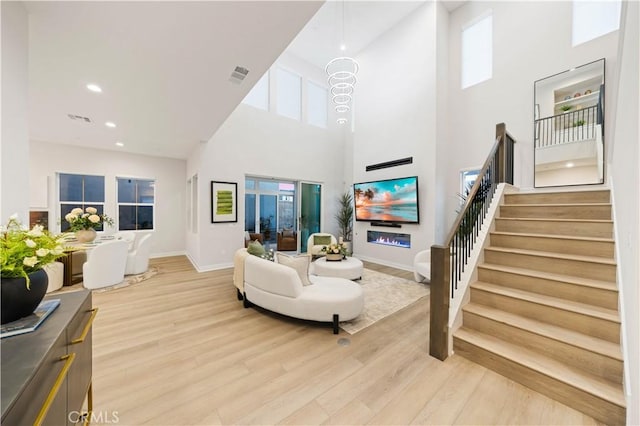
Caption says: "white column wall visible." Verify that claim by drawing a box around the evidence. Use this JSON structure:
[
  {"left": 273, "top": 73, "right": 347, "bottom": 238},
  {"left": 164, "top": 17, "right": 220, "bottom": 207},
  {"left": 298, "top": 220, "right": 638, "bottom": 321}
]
[
  {"left": 445, "top": 1, "right": 619, "bottom": 230},
  {"left": 1, "top": 2, "right": 29, "bottom": 222},
  {"left": 609, "top": 1, "right": 639, "bottom": 423},
  {"left": 29, "top": 141, "right": 187, "bottom": 257},
  {"left": 351, "top": 2, "right": 439, "bottom": 270}
]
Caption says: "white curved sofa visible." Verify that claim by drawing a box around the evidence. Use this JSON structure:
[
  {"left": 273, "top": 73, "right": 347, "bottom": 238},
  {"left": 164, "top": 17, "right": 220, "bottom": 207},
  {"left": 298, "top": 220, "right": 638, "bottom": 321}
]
[
  {"left": 242, "top": 254, "right": 364, "bottom": 334},
  {"left": 413, "top": 249, "right": 431, "bottom": 283}
]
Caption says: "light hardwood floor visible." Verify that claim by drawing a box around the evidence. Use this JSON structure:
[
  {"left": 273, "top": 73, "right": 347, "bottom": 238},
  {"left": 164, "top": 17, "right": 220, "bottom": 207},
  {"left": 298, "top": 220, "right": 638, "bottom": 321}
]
[{"left": 89, "top": 256, "right": 603, "bottom": 425}]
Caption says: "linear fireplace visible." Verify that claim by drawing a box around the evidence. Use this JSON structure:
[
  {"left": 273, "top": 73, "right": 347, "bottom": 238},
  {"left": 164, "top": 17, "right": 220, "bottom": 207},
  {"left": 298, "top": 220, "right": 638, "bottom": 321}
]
[{"left": 367, "top": 231, "right": 411, "bottom": 248}]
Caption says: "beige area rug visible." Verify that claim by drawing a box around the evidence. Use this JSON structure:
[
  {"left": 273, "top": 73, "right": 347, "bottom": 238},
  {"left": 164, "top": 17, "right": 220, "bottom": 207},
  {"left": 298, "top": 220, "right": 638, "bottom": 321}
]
[
  {"left": 340, "top": 268, "right": 430, "bottom": 335},
  {"left": 53, "top": 266, "right": 159, "bottom": 294}
]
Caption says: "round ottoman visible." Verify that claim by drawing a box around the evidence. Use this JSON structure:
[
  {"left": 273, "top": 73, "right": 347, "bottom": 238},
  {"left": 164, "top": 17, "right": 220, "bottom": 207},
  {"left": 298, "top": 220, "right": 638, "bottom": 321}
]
[{"left": 312, "top": 256, "right": 364, "bottom": 280}]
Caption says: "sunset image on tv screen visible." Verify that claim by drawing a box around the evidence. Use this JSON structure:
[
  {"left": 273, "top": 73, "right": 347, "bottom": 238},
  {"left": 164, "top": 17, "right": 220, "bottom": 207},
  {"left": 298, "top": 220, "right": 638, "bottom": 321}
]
[{"left": 354, "top": 177, "right": 419, "bottom": 223}]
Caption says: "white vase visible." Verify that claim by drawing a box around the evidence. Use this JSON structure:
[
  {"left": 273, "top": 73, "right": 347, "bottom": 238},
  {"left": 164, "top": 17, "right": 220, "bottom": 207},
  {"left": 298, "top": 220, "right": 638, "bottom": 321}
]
[{"left": 75, "top": 228, "right": 97, "bottom": 243}]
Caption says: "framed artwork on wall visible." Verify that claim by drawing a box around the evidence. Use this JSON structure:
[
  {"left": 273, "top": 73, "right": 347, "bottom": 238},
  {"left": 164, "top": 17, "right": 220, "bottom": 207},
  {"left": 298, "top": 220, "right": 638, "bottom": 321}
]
[{"left": 211, "top": 181, "right": 237, "bottom": 223}]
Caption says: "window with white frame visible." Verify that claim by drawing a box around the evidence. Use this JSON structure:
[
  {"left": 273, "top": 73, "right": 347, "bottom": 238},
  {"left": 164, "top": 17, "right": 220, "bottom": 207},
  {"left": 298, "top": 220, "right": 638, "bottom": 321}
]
[
  {"left": 242, "top": 71, "right": 269, "bottom": 110},
  {"left": 117, "top": 178, "right": 155, "bottom": 230},
  {"left": 58, "top": 173, "right": 106, "bottom": 232},
  {"left": 461, "top": 12, "right": 493, "bottom": 89},
  {"left": 572, "top": 0, "right": 621, "bottom": 47},
  {"left": 276, "top": 67, "right": 301, "bottom": 120},
  {"left": 307, "top": 81, "right": 328, "bottom": 128}
]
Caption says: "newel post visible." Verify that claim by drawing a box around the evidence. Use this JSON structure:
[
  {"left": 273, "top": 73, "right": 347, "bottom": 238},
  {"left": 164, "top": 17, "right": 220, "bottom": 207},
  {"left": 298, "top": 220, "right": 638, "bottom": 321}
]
[
  {"left": 429, "top": 245, "right": 450, "bottom": 361},
  {"left": 496, "top": 122, "right": 507, "bottom": 183}
]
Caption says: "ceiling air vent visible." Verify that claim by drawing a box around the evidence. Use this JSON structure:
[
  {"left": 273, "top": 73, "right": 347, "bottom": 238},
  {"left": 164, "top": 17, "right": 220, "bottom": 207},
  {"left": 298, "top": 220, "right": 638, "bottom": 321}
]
[
  {"left": 67, "top": 114, "right": 92, "bottom": 123},
  {"left": 229, "top": 66, "right": 249, "bottom": 84}
]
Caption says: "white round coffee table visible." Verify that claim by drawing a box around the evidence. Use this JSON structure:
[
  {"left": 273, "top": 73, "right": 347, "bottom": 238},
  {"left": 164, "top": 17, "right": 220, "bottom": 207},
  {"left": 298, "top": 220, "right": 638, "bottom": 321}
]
[{"left": 312, "top": 256, "right": 364, "bottom": 280}]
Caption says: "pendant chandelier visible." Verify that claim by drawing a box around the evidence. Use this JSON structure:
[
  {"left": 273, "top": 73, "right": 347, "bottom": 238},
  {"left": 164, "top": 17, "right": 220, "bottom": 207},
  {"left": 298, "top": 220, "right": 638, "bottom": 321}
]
[{"left": 325, "top": 1, "right": 358, "bottom": 124}]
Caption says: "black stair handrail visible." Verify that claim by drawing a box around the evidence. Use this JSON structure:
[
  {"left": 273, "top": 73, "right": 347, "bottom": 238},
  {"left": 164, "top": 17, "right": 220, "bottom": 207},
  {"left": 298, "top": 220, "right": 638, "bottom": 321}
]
[{"left": 429, "top": 123, "right": 516, "bottom": 361}]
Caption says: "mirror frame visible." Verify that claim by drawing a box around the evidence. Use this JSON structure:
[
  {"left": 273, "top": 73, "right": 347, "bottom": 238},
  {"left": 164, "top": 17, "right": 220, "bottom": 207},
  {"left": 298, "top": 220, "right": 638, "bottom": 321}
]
[{"left": 533, "top": 58, "right": 606, "bottom": 188}]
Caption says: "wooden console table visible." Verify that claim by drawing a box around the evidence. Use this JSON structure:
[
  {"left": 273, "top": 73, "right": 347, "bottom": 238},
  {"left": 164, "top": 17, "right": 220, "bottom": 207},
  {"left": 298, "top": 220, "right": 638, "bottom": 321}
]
[{"left": 1, "top": 290, "right": 95, "bottom": 425}]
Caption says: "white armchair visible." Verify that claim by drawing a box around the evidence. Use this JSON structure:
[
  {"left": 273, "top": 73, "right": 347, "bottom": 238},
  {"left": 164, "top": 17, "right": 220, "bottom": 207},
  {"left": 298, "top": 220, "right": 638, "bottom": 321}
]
[
  {"left": 306, "top": 233, "right": 337, "bottom": 257},
  {"left": 413, "top": 249, "right": 431, "bottom": 283},
  {"left": 82, "top": 240, "right": 129, "bottom": 289},
  {"left": 125, "top": 233, "right": 152, "bottom": 275}
]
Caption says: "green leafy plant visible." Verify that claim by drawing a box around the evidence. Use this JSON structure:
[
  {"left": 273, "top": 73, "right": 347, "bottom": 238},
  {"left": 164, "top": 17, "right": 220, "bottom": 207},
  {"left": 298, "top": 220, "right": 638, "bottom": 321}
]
[
  {"left": 573, "top": 120, "right": 586, "bottom": 127},
  {"left": 1, "top": 215, "right": 66, "bottom": 287},
  {"left": 64, "top": 207, "right": 113, "bottom": 231},
  {"left": 335, "top": 192, "right": 353, "bottom": 242},
  {"left": 560, "top": 105, "right": 572, "bottom": 112}
]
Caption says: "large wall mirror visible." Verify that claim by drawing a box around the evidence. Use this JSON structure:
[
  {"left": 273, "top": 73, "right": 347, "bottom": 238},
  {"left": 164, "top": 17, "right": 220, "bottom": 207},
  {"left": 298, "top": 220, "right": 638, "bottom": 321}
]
[{"left": 534, "top": 59, "right": 605, "bottom": 187}]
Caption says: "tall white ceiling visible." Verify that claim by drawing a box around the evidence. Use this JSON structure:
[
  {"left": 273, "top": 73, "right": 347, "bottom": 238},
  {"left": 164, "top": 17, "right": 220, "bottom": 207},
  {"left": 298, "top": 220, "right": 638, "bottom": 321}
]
[
  {"left": 26, "top": 1, "right": 322, "bottom": 159},
  {"left": 25, "top": 1, "right": 466, "bottom": 160}
]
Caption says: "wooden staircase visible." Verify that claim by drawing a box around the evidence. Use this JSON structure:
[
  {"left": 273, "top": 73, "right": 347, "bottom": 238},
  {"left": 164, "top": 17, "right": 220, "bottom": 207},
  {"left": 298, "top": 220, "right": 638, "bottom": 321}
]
[{"left": 453, "top": 189, "right": 626, "bottom": 425}]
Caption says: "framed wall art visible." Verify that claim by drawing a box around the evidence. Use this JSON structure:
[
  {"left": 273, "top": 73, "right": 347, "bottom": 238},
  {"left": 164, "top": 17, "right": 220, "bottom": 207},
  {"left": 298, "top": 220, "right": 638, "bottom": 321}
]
[{"left": 211, "top": 181, "right": 237, "bottom": 223}]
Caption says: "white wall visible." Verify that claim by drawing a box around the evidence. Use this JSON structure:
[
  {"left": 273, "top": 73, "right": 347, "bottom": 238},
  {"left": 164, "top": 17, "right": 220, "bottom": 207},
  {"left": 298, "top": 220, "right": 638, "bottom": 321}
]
[
  {"left": 351, "top": 2, "right": 439, "bottom": 270},
  {"left": 1, "top": 2, "right": 29, "bottom": 222},
  {"left": 535, "top": 165, "right": 599, "bottom": 187},
  {"left": 445, "top": 1, "right": 619, "bottom": 231},
  {"left": 29, "top": 141, "right": 187, "bottom": 257},
  {"left": 608, "top": 1, "right": 639, "bottom": 423},
  {"left": 186, "top": 53, "right": 344, "bottom": 271}
]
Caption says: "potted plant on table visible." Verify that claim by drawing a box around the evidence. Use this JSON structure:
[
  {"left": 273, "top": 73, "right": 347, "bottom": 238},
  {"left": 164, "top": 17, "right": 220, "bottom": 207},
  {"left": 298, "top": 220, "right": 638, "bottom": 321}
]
[
  {"left": 335, "top": 191, "right": 354, "bottom": 254},
  {"left": 65, "top": 207, "right": 113, "bottom": 243},
  {"left": 322, "top": 242, "right": 348, "bottom": 261},
  {"left": 1, "top": 215, "right": 66, "bottom": 324}
]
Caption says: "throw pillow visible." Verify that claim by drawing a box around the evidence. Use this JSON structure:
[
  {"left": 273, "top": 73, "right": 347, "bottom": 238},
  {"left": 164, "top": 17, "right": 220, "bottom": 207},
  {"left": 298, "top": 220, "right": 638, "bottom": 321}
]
[
  {"left": 276, "top": 253, "right": 312, "bottom": 286},
  {"left": 247, "top": 240, "right": 266, "bottom": 257},
  {"left": 313, "top": 235, "right": 332, "bottom": 246},
  {"left": 282, "top": 229, "right": 294, "bottom": 238}
]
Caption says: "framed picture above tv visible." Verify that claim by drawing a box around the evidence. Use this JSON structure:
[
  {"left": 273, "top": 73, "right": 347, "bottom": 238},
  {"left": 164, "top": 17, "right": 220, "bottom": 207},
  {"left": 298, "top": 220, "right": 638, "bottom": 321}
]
[{"left": 353, "top": 176, "right": 419, "bottom": 224}]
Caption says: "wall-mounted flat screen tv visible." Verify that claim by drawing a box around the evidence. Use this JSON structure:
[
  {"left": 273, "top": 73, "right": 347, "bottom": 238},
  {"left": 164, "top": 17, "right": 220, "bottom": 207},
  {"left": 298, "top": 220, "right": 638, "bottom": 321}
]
[{"left": 353, "top": 176, "right": 419, "bottom": 224}]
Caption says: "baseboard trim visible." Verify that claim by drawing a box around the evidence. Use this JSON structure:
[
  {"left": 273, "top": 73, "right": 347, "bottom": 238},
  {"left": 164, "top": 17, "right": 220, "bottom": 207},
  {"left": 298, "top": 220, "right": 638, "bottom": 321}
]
[{"left": 149, "top": 251, "right": 186, "bottom": 259}]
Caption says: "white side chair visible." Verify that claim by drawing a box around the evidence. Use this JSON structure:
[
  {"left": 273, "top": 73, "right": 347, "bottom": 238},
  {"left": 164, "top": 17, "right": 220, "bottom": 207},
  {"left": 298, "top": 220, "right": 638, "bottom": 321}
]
[
  {"left": 306, "top": 233, "right": 337, "bottom": 257},
  {"left": 114, "top": 231, "right": 137, "bottom": 251},
  {"left": 44, "top": 261, "right": 64, "bottom": 293},
  {"left": 413, "top": 249, "right": 431, "bottom": 283},
  {"left": 82, "top": 240, "right": 129, "bottom": 289},
  {"left": 125, "top": 233, "right": 152, "bottom": 275}
]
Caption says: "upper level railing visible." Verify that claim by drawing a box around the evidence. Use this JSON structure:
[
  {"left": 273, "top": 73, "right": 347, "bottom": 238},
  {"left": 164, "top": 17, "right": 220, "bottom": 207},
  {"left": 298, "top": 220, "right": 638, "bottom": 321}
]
[
  {"left": 535, "top": 105, "right": 599, "bottom": 148},
  {"left": 429, "top": 123, "right": 516, "bottom": 361}
]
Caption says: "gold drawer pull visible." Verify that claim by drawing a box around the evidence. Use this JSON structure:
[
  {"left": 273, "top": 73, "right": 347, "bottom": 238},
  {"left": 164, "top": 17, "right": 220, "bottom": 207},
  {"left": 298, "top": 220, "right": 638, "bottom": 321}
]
[
  {"left": 71, "top": 308, "right": 98, "bottom": 345},
  {"left": 34, "top": 353, "right": 76, "bottom": 426}
]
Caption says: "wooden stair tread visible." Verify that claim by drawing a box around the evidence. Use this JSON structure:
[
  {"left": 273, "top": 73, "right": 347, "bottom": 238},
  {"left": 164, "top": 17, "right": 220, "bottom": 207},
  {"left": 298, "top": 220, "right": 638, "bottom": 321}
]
[
  {"left": 485, "top": 246, "right": 617, "bottom": 265},
  {"left": 477, "top": 263, "right": 618, "bottom": 291},
  {"left": 496, "top": 217, "right": 613, "bottom": 224},
  {"left": 454, "top": 328, "right": 626, "bottom": 408},
  {"left": 462, "top": 303, "right": 623, "bottom": 360},
  {"left": 491, "top": 231, "right": 614, "bottom": 244},
  {"left": 471, "top": 281, "right": 620, "bottom": 323},
  {"left": 501, "top": 203, "right": 611, "bottom": 207}
]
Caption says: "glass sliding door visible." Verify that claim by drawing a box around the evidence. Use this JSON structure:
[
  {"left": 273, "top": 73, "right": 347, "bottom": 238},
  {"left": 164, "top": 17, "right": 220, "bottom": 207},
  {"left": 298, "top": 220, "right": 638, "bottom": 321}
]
[
  {"left": 245, "top": 177, "right": 298, "bottom": 250},
  {"left": 259, "top": 194, "right": 277, "bottom": 245},
  {"left": 299, "top": 182, "right": 322, "bottom": 253}
]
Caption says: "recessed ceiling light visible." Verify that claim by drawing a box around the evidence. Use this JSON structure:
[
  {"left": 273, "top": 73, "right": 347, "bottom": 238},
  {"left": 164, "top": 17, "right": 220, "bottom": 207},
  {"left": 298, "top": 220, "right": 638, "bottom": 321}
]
[
  {"left": 566, "top": 162, "right": 574, "bottom": 168},
  {"left": 86, "top": 83, "right": 102, "bottom": 93},
  {"left": 115, "top": 142, "right": 124, "bottom": 147},
  {"left": 105, "top": 122, "right": 116, "bottom": 128}
]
